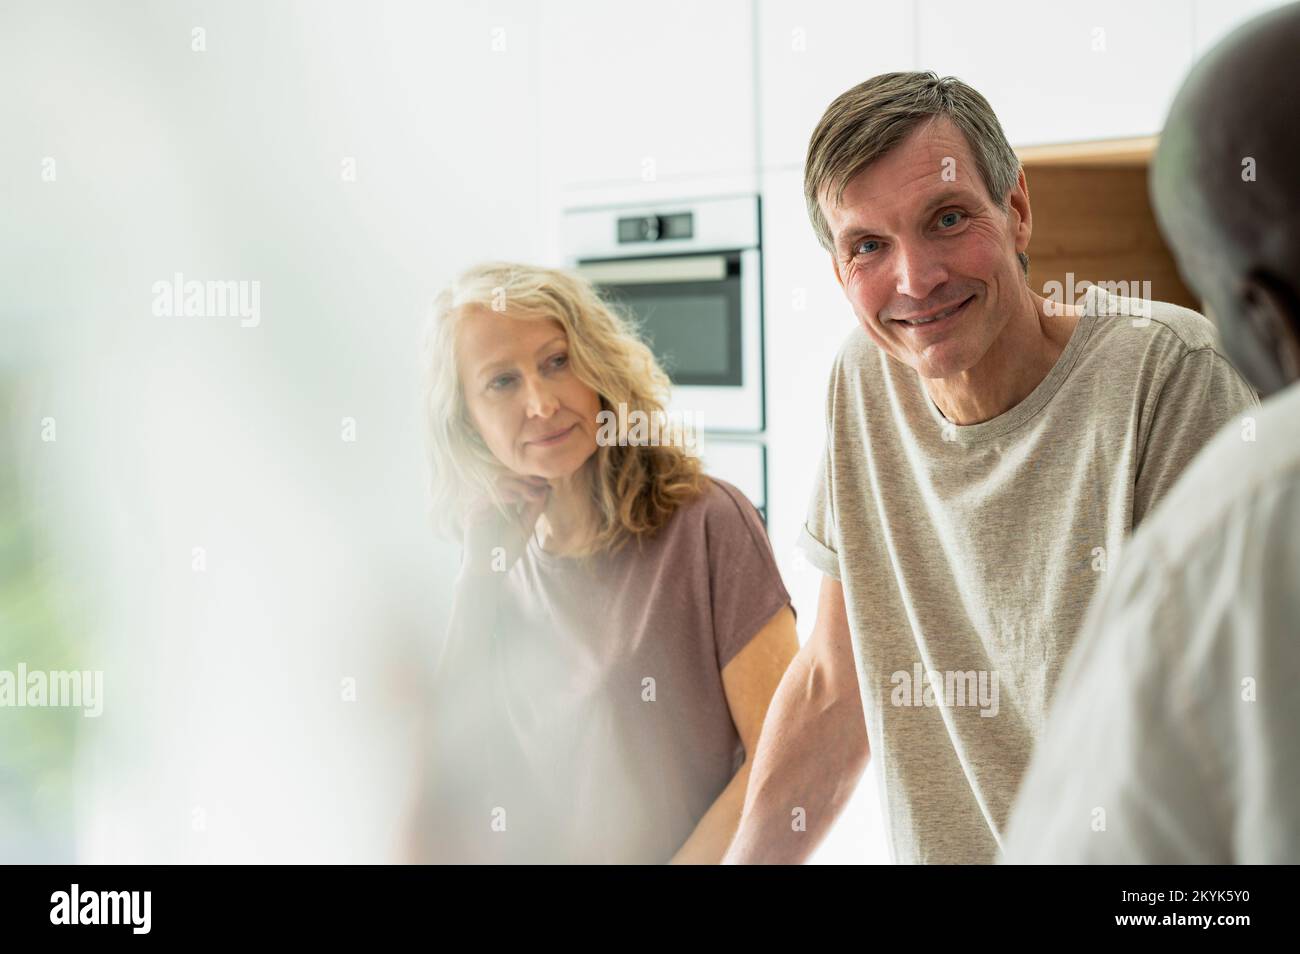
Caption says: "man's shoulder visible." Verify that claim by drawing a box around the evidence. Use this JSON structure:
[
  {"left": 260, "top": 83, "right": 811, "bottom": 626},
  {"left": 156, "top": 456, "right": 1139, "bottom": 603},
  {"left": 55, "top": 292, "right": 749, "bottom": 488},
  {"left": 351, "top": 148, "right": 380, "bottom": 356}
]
[
  {"left": 1081, "top": 283, "right": 1221, "bottom": 363},
  {"left": 1128, "top": 382, "right": 1300, "bottom": 563},
  {"left": 828, "top": 324, "right": 890, "bottom": 394},
  {"left": 832, "top": 322, "right": 876, "bottom": 367}
]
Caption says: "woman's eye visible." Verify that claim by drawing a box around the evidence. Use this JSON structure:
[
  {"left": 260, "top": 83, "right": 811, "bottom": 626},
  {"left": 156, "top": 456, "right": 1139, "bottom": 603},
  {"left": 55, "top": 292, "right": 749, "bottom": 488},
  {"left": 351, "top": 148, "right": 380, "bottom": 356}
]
[
  {"left": 938, "top": 210, "right": 964, "bottom": 228},
  {"left": 547, "top": 353, "right": 569, "bottom": 370},
  {"left": 488, "top": 374, "right": 516, "bottom": 391}
]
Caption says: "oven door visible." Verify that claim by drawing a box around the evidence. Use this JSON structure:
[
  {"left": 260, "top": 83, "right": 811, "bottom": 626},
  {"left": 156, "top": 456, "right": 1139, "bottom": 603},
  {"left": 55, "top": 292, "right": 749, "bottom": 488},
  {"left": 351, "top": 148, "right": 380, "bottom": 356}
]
[{"left": 576, "top": 249, "right": 763, "bottom": 433}]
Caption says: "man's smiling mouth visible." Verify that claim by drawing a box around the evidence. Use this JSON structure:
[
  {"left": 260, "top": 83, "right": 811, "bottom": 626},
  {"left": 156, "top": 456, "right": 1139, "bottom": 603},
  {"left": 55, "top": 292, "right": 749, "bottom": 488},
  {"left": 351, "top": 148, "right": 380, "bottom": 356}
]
[{"left": 895, "top": 294, "right": 975, "bottom": 327}]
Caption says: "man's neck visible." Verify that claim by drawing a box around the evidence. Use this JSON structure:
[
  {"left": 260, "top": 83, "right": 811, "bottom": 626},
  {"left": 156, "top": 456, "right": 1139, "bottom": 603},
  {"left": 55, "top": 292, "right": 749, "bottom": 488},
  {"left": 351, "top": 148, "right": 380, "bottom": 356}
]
[{"left": 925, "top": 290, "right": 1080, "bottom": 426}]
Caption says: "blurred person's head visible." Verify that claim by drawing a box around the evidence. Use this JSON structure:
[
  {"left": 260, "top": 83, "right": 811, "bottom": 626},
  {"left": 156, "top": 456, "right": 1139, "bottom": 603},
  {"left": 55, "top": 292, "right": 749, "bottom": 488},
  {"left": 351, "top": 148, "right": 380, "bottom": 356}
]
[
  {"left": 1151, "top": 3, "right": 1300, "bottom": 398},
  {"left": 805, "top": 71, "right": 1034, "bottom": 382},
  {"left": 424, "top": 262, "right": 706, "bottom": 552}
]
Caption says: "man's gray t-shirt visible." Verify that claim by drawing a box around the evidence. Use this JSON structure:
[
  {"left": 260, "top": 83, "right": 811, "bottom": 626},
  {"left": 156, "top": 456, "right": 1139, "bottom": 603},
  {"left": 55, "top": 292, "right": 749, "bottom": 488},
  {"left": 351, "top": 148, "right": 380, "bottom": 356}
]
[{"left": 798, "top": 284, "right": 1259, "bottom": 864}]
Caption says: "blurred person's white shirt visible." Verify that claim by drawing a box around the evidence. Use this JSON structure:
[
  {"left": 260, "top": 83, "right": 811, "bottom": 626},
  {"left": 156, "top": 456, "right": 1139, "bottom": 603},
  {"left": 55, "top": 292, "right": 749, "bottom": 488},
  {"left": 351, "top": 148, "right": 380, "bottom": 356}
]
[{"left": 1003, "top": 382, "right": 1299, "bottom": 863}]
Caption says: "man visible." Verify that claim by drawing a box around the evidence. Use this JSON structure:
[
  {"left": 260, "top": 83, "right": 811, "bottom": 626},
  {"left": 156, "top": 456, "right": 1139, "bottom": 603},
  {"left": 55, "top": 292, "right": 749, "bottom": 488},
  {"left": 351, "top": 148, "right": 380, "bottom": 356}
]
[
  {"left": 1003, "top": 3, "right": 1300, "bottom": 864},
  {"left": 722, "top": 71, "right": 1258, "bottom": 864}
]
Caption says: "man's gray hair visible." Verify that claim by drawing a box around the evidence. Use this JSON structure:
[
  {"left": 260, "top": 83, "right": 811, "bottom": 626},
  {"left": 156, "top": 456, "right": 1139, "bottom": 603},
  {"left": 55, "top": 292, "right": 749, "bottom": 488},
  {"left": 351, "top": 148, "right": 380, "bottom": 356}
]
[{"left": 804, "top": 71, "right": 1029, "bottom": 275}]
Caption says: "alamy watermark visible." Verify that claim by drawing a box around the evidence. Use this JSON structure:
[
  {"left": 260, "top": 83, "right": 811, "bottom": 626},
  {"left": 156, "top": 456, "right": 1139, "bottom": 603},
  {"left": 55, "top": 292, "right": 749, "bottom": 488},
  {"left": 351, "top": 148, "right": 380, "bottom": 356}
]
[
  {"left": 151, "top": 272, "right": 261, "bottom": 327},
  {"left": 595, "top": 403, "right": 702, "bottom": 455},
  {"left": 1043, "top": 273, "right": 1153, "bottom": 325},
  {"left": 1, "top": 664, "right": 103, "bottom": 717},
  {"left": 50, "top": 884, "right": 150, "bottom": 934},
  {"left": 890, "top": 662, "right": 999, "bottom": 718}
]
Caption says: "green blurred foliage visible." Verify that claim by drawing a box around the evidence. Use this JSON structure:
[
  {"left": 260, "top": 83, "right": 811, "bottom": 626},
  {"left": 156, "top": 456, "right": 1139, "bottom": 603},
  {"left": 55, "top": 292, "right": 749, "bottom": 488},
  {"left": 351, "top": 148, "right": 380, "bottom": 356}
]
[{"left": 0, "top": 379, "right": 80, "bottom": 861}]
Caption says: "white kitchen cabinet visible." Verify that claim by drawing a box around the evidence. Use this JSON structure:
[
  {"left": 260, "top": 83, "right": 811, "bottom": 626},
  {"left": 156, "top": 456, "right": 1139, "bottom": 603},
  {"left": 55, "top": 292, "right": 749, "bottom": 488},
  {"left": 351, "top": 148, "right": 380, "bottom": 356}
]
[
  {"left": 759, "top": 167, "right": 859, "bottom": 632},
  {"left": 761, "top": 169, "right": 892, "bottom": 864},
  {"left": 537, "top": 0, "right": 756, "bottom": 191},
  {"left": 757, "top": 0, "right": 915, "bottom": 170},
  {"left": 916, "top": 0, "right": 1195, "bottom": 146}
]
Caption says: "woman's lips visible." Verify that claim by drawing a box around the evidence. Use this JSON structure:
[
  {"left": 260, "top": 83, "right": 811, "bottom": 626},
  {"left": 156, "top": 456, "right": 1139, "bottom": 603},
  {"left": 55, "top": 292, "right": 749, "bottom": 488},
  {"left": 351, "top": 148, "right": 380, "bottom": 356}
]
[{"left": 527, "top": 423, "right": 577, "bottom": 447}]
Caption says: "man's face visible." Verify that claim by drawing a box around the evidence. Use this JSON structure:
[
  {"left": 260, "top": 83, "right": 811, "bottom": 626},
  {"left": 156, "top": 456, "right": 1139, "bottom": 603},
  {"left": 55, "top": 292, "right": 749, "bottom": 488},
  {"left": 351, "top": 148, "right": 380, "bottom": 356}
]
[
  {"left": 820, "top": 116, "right": 1031, "bottom": 380},
  {"left": 456, "top": 307, "right": 603, "bottom": 481}
]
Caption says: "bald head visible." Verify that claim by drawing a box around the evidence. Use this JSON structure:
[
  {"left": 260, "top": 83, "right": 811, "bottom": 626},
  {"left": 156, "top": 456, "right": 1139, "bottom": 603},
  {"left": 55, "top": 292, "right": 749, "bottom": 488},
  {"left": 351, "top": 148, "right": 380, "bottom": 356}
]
[{"left": 1152, "top": 2, "right": 1300, "bottom": 396}]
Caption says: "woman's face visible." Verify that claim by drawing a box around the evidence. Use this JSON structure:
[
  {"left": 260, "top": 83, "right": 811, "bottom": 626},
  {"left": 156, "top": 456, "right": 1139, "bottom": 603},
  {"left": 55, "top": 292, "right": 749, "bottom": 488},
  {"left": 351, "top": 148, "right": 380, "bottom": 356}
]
[{"left": 456, "top": 306, "right": 603, "bottom": 481}]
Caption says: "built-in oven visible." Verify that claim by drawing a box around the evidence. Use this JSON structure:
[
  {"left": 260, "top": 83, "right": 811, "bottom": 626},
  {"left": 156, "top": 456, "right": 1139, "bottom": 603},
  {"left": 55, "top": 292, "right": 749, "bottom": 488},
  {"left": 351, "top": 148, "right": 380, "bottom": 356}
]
[{"left": 564, "top": 195, "right": 764, "bottom": 434}]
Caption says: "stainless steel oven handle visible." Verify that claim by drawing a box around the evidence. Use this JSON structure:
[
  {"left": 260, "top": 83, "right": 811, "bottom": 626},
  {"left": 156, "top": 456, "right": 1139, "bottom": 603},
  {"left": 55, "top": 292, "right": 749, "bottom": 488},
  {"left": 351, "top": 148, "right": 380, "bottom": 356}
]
[{"left": 574, "top": 255, "right": 728, "bottom": 285}]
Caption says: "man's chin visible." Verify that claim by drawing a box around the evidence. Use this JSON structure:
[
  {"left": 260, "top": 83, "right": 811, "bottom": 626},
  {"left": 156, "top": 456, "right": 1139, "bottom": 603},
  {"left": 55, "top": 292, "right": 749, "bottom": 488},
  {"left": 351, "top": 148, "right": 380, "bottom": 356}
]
[{"left": 907, "top": 345, "right": 978, "bottom": 382}]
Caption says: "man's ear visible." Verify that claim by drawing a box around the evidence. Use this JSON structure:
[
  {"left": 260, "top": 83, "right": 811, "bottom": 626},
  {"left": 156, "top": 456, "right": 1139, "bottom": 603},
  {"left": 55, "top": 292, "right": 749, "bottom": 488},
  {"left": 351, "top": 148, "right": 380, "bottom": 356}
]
[
  {"left": 1008, "top": 167, "right": 1032, "bottom": 257},
  {"left": 1241, "top": 269, "right": 1300, "bottom": 385}
]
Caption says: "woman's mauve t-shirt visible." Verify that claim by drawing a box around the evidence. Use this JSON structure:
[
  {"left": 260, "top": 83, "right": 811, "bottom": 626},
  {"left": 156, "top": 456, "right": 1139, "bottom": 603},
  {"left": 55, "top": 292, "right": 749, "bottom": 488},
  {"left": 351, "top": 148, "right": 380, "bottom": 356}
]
[{"left": 435, "top": 476, "right": 793, "bottom": 864}]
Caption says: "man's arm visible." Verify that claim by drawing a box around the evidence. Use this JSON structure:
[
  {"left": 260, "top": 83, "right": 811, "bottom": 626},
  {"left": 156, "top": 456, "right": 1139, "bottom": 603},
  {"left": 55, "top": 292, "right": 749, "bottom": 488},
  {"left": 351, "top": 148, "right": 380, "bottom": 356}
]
[{"left": 722, "top": 575, "right": 869, "bottom": 863}]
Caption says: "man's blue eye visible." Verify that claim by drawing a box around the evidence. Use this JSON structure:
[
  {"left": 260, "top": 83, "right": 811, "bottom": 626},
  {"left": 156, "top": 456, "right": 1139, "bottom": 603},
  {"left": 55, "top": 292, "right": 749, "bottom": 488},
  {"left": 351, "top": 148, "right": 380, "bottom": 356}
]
[
  {"left": 939, "top": 211, "right": 964, "bottom": 228},
  {"left": 854, "top": 239, "right": 879, "bottom": 256}
]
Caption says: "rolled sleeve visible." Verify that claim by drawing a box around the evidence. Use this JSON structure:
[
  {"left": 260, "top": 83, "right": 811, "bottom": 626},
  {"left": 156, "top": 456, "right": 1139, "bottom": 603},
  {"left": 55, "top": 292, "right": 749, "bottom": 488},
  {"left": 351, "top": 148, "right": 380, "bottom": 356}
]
[
  {"left": 798, "top": 443, "right": 841, "bottom": 580},
  {"left": 708, "top": 481, "right": 795, "bottom": 670}
]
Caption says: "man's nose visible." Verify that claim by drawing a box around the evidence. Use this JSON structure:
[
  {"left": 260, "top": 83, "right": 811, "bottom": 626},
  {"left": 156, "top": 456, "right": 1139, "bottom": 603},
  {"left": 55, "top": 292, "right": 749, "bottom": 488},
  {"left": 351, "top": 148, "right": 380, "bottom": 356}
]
[
  {"left": 522, "top": 375, "right": 559, "bottom": 418},
  {"left": 894, "top": 240, "right": 947, "bottom": 302}
]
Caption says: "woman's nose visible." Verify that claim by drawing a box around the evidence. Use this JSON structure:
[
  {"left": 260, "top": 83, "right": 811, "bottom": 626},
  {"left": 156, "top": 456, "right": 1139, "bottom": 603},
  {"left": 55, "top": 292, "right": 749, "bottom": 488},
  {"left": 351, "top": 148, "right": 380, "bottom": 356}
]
[{"left": 522, "top": 376, "right": 559, "bottom": 418}]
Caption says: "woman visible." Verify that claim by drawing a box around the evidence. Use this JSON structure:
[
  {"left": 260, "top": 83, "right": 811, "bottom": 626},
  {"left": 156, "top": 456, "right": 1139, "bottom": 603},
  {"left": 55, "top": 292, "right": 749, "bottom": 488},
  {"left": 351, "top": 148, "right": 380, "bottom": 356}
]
[{"left": 415, "top": 261, "right": 797, "bottom": 864}]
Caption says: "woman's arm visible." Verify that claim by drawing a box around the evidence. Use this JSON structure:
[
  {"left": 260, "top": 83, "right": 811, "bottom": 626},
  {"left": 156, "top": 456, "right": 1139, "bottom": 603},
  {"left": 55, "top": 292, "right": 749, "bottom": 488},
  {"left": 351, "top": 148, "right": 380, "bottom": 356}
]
[
  {"left": 432, "top": 567, "right": 504, "bottom": 690},
  {"left": 407, "top": 567, "right": 507, "bottom": 863},
  {"left": 668, "top": 604, "right": 799, "bottom": 864},
  {"left": 431, "top": 475, "right": 548, "bottom": 704}
]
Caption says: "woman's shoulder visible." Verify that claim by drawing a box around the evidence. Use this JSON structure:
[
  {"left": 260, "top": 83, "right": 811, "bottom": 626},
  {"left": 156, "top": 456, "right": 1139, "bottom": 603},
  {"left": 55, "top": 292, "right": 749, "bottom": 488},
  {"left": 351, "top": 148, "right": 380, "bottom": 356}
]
[
  {"left": 601, "top": 477, "right": 768, "bottom": 566},
  {"left": 700, "top": 475, "right": 762, "bottom": 517},
  {"left": 662, "top": 476, "right": 768, "bottom": 545}
]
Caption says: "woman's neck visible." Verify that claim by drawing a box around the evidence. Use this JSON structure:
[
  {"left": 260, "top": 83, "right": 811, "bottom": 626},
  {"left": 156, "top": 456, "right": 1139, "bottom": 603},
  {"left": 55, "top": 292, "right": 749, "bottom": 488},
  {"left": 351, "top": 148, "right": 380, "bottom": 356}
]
[{"left": 534, "top": 464, "right": 600, "bottom": 556}]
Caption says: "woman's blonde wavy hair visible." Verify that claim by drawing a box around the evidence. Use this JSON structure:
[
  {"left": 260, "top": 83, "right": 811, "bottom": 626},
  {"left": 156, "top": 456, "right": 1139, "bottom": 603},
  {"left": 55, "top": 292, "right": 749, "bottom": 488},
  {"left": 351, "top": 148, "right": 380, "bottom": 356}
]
[{"left": 422, "top": 261, "right": 708, "bottom": 556}]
